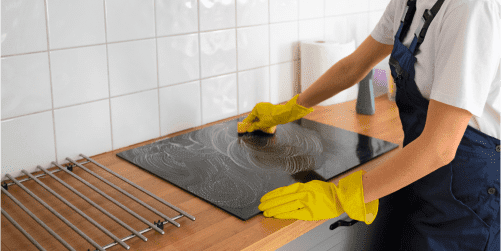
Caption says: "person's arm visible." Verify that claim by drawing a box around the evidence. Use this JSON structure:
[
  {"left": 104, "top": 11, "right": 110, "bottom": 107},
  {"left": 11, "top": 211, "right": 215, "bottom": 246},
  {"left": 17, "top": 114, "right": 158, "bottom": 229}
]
[
  {"left": 296, "top": 35, "right": 394, "bottom": 108},
  {"left": 362, "top": 99, "right": 473, "bottom": 203}
]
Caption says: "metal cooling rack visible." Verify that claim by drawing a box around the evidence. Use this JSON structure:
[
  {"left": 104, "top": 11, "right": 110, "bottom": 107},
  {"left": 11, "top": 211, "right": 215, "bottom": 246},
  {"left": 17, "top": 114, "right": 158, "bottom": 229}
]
[{"left": 1, "top": 153, "right": 195, "bottom": 251}]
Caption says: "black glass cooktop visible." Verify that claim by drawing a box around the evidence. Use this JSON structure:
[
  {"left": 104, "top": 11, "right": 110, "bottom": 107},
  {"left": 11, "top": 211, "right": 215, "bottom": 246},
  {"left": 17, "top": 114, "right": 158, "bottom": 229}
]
[{"left": 117, "top": 117, "right": 398, "bottom": 221}]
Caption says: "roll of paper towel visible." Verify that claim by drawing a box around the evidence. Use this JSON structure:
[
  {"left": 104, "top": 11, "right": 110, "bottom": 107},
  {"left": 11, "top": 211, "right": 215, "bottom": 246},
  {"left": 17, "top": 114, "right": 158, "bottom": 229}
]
[{"left": 300, "top": 40, "right": 357, "bottom": 106}]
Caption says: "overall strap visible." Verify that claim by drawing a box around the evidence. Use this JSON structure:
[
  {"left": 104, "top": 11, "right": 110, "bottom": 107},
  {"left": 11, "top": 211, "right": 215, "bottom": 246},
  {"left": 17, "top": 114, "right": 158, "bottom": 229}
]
[
  {"left": 398, "top": 0, "right": 417, "bottom": 42},
  {"left": 409, "top": 0, "right": 446, "bottom": 53}
]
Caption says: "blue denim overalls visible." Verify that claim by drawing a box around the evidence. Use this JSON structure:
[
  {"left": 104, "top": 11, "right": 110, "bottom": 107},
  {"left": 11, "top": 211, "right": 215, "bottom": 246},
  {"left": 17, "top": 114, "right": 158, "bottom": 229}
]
[{"left": 366, "top": 0, "right": 500, "bottom": 250}]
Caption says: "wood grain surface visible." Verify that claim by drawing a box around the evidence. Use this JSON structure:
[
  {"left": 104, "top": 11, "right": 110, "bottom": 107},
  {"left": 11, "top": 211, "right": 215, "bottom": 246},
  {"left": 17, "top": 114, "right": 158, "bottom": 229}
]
[{"left": 1, "top": 95, "right": 404, "bottom": 251}]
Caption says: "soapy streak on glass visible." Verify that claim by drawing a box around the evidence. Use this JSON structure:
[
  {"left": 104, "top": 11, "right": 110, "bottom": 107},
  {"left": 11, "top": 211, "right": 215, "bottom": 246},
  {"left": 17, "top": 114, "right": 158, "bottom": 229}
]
[
  {"left": 117, "top": 118, "right": 398, "bottom": 220},
  {"left": 122, "top": 119, "right": 325, "bottom": 209}
]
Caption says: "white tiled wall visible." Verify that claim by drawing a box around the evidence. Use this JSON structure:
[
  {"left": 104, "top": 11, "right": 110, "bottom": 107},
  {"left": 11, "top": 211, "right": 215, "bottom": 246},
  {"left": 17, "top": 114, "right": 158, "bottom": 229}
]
[
  {"left": 0, "top": 3, "right": 3, "bottom": 177},
  {"left": 1, "top": 0, "right": 391, "bottom": 180}
]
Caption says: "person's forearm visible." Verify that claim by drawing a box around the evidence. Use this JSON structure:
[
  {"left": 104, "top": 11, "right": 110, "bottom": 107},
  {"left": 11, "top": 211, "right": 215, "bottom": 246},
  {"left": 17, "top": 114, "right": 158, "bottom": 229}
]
[
  {"left": 296, "top": 56, "right": 372, "bottom": 108},
  {"left": 362, "top": 135, "right": 451, "bottom": 204}
]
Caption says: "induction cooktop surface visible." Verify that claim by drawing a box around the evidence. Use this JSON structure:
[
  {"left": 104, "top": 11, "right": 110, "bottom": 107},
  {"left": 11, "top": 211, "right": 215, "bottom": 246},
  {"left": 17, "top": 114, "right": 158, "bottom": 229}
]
[{"left": 117, "top": 117, "right": 398, "bottom": 220}]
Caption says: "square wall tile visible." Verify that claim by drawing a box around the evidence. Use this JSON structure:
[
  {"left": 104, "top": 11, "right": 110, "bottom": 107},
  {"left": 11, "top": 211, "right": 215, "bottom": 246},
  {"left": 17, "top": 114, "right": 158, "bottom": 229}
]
[
  {"left": 200, "top": 29, "right": 237, "bottom": 78},
  {"left": 54, "top": 100, "right": 112, "bottom": 163},
  {"left": 110, "top": 89, "right": 160, "bottom": 150},
  {"left": 47, "top": 0, "right": 106, "bottom": 49},
  {"left": 270, "top": 0, "right": 298, "bottom": 23},
  {"left": 237, "top": 0, "right": 268, "bottom": 27},
  {"left": 105, "top": 0, "right": 155, "bottom": 42},
  {"left": 238, "top": 67, "right": 270, "bottom": 114},
  {"left": 325, "top": 13, "right": 369, "bottom": 48},
  {"left": 1, "top": 0, "right": 47, "bottom": 56},
  {"left": 370, "top": 0, "right": 391, "bottom": 11},
  {"left": 156, "top": 0, "right": 198, "bottom": 36},
  {"left": 1, "top": 52, "right": 52, "bottom": 119},
  {"left": 270, "top": 61, "right": 298, "bottom": 104},
  {"left": 299, "top": 0, "right": 323, "bottom": 19},
  {"left": 159, "top": 81, "right": 201, "bottom": 136},
  {"left": 1, "top": 111, "right": 56, "bottom": 180},
  {"left": 50, "top": 45, "right": 109, "bottom": 108},
  {"left": 237, "top": 25, "right": 269, "bottom": 71},
  {"left": 199, "top": 0, "right": 235, "bottom": 31},
  {"left": 201, "top": 74, "right": 237, "bottom": 124},
  {"left": 299, "top": 18, "right": 324, "bottom": 41},
  {"left": 325, "top": 0, "right": 369, "bottom": 17},
  {"left": 108, "top": 39, "right": 157, "bottom": 97},
  {"left": 158, "top": 34, "right": 200, "bottom": 87},
  {"left": 270, "top": 22, "right": 299, "bottom": 64}
]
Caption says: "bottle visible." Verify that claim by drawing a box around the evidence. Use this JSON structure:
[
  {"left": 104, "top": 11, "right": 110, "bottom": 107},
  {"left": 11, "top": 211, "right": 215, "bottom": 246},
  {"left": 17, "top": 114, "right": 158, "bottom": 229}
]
[
  {"left": 386, "top": 68, "right": 396, "bottom": 101},
  {"left": 356, "top": 69, "right": 375, "bottom": 115}
]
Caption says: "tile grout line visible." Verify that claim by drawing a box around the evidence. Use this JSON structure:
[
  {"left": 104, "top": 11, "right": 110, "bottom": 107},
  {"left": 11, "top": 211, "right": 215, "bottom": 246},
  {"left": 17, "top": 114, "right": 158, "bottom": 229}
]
[
  {"left": 0, "top": 9, "right": 380, "bottom": 60},
  {"left": 0, "top": 11, "right": 348, "bottom": 58},
  {"left": 1, "top": 49, "right": 52, "bottom": 58},
  {"left": 322, "top": 0, "right": 325, "bottom": 105},
  {"left": 3, "top": 15, "right": 343, "bottom": 60},
  {"left": 1, "top": 63, "right": 298, "bottom": 122},
  {"left": 154, "top": 0, "right": 162, "bottom": 138},
  {"left": 0, "top": 8, "right": 392, "bottom": 58},
  {"left": 103, "top": 0, "right": 114, "bottom": 152},
  {"left": 235, "top": 1, "right": 239, "bottom": 115},
  {"left": 292, "top": 0, "right": 301, "bottom": 97},
  {"left": 43, "top": 0, "right": 59, "bottom": 165},
  {"left": 197, "top": 0, "right": 203, "bottom": 126},
  {"left": 268, "top": 0, "right": 272, "bottom": 104}
]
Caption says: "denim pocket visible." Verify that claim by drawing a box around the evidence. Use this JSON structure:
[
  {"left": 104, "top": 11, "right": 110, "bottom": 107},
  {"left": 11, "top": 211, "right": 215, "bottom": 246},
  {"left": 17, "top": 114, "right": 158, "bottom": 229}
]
[{"left": 449, "top": 155, "right": 493, "bottom": 227}]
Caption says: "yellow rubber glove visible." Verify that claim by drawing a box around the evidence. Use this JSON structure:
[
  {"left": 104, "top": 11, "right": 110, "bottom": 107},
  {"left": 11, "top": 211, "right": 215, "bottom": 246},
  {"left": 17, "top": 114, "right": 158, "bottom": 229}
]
[
  {"left": 238, "top": 94, "right": 314, "bottom": 134},
  {"left": 258, "top": 170, "right": 378, "bottom": 224}
]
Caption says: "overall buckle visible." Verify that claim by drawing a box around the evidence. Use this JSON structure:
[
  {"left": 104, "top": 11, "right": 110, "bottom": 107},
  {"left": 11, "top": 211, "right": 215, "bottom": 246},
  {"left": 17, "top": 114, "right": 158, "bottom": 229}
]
[
  {"left": 401, "top": 6, "right": 409, "bottom": 22},
  {"left": 414, "top": 9, "right": 433, "bottom": 44},
  {"left": 401, "top": 0, "right": 415, "bottom": 23}
]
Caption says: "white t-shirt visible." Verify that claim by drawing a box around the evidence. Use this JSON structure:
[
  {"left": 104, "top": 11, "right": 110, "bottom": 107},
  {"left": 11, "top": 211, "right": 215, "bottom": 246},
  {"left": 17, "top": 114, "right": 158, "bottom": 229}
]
[{"left": 371, "top": 0, "right": 501, "bottom": 140}]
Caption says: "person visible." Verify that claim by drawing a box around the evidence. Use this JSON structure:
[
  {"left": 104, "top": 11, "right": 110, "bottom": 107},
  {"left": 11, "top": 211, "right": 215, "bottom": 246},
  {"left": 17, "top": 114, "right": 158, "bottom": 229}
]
[{"left": 242, "top": 0, "right": 501, "bottom": 249}]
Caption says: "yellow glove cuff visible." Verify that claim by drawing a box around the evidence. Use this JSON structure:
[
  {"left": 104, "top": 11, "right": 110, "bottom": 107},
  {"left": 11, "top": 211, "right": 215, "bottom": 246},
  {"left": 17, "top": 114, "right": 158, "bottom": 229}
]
[
  {"left": 271, "top": 94, "right": 314, "bottom": 124},
  {"left": 334, "top": 170, "right": 379, "bottom": 224},
  {"left": 286, "top": 94, "right": 315, "bottom": 117}
]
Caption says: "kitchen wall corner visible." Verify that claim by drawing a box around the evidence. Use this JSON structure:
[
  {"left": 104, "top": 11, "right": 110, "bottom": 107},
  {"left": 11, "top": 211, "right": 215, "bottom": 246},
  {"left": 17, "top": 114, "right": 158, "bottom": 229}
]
[{"left": 1, "top": 0, "right": 391, "bottom": 180}]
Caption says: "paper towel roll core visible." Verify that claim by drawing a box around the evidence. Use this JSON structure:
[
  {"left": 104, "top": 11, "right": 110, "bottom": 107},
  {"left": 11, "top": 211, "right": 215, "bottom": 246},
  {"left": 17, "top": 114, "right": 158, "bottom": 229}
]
[{"left": 300, "top": 40, "right": 358, "bottom": 106}]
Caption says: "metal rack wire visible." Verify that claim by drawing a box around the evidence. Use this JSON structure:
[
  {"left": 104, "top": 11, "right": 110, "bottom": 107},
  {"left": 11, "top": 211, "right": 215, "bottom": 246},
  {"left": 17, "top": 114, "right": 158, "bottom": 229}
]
[{"left": 1, "top": 153, "right": 195, "bottom": 251}]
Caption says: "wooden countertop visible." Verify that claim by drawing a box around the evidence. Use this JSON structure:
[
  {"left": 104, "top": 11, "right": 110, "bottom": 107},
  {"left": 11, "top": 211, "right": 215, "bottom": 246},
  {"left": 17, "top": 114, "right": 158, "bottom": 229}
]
[{"left": 1, "top": 95, "right": 404, "bottom": 251}]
